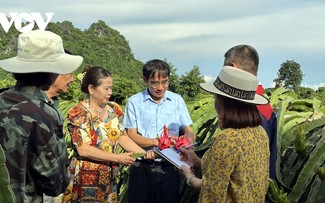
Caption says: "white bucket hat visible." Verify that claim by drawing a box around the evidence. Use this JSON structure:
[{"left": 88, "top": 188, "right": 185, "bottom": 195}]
[
  {"left": 0, "top": 30, "right": 83, "bottom": 74},
  {"left": 200, "top": 66, "right": 269, "bottom": 105}
]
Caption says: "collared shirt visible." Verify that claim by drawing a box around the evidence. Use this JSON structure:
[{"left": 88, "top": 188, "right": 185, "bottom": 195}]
[
  {"left": 123, "top": 89, "right": 193, "bottom": 138},
  {"left": 41, "top": 90, "right": 60, "bottom": 109},
  {"left": 0, "top": 83, "right": 70, "bottom": 203}
]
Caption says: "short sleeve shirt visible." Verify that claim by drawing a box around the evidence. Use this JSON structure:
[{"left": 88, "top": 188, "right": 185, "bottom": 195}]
[
  {"left": 123, "top": 90, "right": 193, "bottom": 138},
  {"left": 63, "top": 101, "right": 124, "bottom": 202}
]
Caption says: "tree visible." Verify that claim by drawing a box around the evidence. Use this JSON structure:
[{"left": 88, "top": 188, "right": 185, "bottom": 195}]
[
  {"left": 315, "top": 87, "right": 325, "bottom": 101},
  {"left": 164, "top": 59, "right": 180, "bottom": 93},
  {"left": 0, "top": 70, "right": 15, "bottom": 89},
  {"left": 273, "top": 60, "right": 304, "bottom": 90},
  {"left": 295, "top": 86, "right": 315, "bottom": 99},
  {"left": 110, "top": 75, "right": 143, "bottom": 105},
  {"left": 178, "top": 65, "right": 205, "bottom": 101}
]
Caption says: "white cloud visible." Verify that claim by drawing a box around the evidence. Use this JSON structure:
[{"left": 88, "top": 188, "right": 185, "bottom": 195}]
[
  {"left": 269, "top": 82, "right": 276, "bottom": 88},
  {"left": 204, "top": 75, "right": 215, "bottom": 82},
  {"left": 1, "top": 0, "right": 325, "bottom": 88},
  {"left": 267, "top": 82, "right": 325, "bottom": 90},
  {"left": 301, "top": 82, "right": 325, "bottom": 90}
]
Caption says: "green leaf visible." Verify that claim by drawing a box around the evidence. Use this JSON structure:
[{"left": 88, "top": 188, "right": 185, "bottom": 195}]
[
  {"left": 0, "top": 145, "right": 15, "bottom": 203},
  {"left": 287, "top": 129, "right": 325, "bottom": 202}
]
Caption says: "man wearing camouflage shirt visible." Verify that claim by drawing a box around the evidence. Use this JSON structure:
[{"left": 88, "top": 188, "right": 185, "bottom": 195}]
[{"left": 0, "top": 30, "right": 83, "bottom": 202}]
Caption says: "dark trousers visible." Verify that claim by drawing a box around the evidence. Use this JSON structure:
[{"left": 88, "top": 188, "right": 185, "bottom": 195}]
[{"left": 127, "top": 160, "right": 180, "bottom": 203}]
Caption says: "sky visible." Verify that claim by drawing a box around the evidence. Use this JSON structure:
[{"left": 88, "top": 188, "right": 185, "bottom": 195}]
[{"left": 1, "top": 0, "right": 325, "bottom": 89}]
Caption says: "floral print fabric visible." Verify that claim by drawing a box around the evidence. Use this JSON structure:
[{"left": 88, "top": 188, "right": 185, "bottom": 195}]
[
  {"left": 199, "top": 126, "right": 270, "bottom": 203},
  {"left": 62, "top": 101, "right": 124, "bottom": 203}
]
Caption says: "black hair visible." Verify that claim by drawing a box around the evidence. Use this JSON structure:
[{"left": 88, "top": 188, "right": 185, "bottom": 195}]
[
  {"left": 214, "top": 94, "right": 262, "bottom": 129},
  {"left": 143, "top": 59, "right": 170, "bottom": 80},
  {"left": 224, "top": 45, "right": 259, "bottom": 76},
  {"left": 13, "top": 72, "right": 58, "bottom": 89},
  {"left": 80, "top": 65, "right": 112, "bottom": 94}
]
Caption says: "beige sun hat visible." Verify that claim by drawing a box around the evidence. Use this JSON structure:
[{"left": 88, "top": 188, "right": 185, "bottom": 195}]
[
  {"left": 0, "top": 30, "right": 83, "bottom": 74},
  {"left": 200, "top": 66, "right": 269, "bottom": 105}
]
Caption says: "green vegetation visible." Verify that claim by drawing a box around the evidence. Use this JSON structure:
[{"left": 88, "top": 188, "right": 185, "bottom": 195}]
[
  {"left": 0, "top": 145, "right": 15, "bottom": 203},
  {"left": 177, "top": 89, "right": 325, "bottom": 203},
  {"left": 0, "top": 21, "right": 208, "bottom": 103},
  {"left": 271, "top": 89, "right": 325, "bottom": 203},
  {"left": 1, "top": 20, "right": 325, "bottom": 203}
]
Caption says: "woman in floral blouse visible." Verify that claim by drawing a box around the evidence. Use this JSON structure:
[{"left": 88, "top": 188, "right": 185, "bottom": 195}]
[
  {"left": 180, "top": 66, "right": 270, "bottom": 203},
  {"left": 62, "top": 66, "right": 153, "bottom": 202}
]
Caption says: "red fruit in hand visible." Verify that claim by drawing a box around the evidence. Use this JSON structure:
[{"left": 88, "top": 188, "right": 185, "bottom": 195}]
[
  {"left": 174, "top": 135, "right": 191, "bottom": 150},
  {"left": 158, "top": 125, "right": 171, "bottom": 149},
  {"left": 158, "top": 136, "right": 171, "bottom": 149}
]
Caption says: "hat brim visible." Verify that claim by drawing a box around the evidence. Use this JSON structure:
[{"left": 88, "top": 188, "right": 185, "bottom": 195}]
[
  {"left": 0, "top": 54, "right": 83, "bottom": 74},
  {"left": 199, "top": 82, "right": 269, "bottom": 105}
]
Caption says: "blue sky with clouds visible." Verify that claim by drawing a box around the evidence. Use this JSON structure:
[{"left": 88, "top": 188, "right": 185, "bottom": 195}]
[{"left": 2, "top": 0, "right": 325, "bottom": 89}]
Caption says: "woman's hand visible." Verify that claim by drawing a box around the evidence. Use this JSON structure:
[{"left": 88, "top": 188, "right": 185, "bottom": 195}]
[
  {"left": 179, "top": 147, "right": 201, "bottom": 168},
  {"left": 181, "top": 165, "right": 202, "bottom": 190},
  {"left": 181, "top": 165, "right": 195, "bottom": 179},
  {"left": 115, "top": 152, "right": 136, "bottom": 165}
]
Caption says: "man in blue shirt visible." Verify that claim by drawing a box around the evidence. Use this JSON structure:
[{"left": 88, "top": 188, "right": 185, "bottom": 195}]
[{"left": 124, "top": 59, "right": 195, "bottom": 203}]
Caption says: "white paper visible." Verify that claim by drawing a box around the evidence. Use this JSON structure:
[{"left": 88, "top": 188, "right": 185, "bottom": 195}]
[{"left": 153, "top": 147, "right": 191, "bottom": 169}]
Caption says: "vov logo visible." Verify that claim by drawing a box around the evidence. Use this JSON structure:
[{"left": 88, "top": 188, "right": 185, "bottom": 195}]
[{"left": 0, "top": 12, "right": 54, "bottom": 33}]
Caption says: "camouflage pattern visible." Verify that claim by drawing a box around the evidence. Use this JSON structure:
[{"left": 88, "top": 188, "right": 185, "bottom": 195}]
[{"left": 0, "top": 83, "right": 70, "bottom": 203}]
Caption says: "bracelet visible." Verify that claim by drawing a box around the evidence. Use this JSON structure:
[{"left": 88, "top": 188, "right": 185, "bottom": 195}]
[{"left": 187, "top": 175, "right": 196, "bottom": 186}]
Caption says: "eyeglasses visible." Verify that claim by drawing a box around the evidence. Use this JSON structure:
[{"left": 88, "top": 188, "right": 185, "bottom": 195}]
[{"left": 149, "top": 80, "right": 169, "bottom": 89}]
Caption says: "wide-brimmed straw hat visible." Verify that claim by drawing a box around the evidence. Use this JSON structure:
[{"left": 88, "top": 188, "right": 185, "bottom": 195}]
[
  {"left": 0, "top": 30, "right": 83, "bottom": 74},
  {"left": 200, "top": 66, "right": 269, "bottom": 105}
]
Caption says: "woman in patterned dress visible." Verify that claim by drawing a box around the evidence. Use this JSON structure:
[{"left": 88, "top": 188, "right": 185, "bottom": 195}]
[
  {"left": 62, "top": 66, "right": 154, "bottom": 202},
  {"left": 180, "top": 66, "right": 270, "bottom": 203}
]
